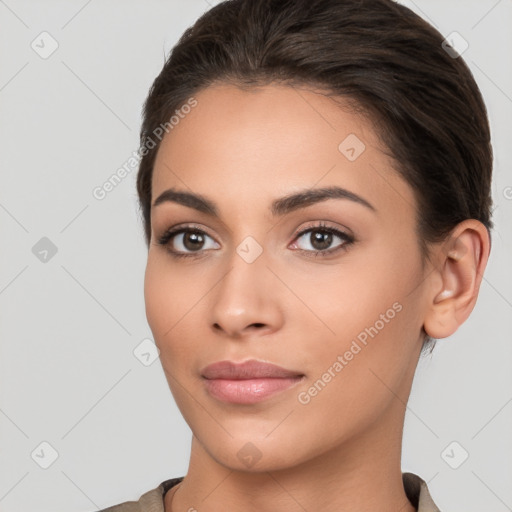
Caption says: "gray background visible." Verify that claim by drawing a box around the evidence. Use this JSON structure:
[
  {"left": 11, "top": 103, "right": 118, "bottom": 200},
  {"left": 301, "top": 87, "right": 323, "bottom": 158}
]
[{"left": 0, "top": 1, "right": 511, "bottom": 511}]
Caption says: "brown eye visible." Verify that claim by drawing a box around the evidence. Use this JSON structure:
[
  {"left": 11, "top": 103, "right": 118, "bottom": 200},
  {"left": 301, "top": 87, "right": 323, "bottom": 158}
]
[
  {"left": 308, "top": 230, "right": 334, "bottom": 251},
  {"left": 291, "top": 224, "right": 354, "bottom": 257},
  {"left": 181, "top": 231, "right": 206, "bottom": 251},
  {"left": 158, "top": 227, "right": 220, "bottom": 258}
]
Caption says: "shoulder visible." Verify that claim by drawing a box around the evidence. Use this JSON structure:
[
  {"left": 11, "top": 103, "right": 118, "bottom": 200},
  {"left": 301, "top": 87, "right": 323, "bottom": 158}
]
[
  {"left": 402, "top": 472, "right": 441, "bottom": 512},
  {"left": 98, "top": 477, "right": 184, "bottom": 512}
]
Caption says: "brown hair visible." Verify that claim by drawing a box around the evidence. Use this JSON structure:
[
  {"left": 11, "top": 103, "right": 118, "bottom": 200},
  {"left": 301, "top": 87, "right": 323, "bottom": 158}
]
[{"left": 136, "top": 0, "right": 494, "bottom": 354}]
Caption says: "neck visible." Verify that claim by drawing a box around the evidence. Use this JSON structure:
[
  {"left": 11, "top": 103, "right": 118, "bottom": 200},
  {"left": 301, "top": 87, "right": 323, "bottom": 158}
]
[{"left": 166, "top": 397, "right": 416, "bottom": 512}]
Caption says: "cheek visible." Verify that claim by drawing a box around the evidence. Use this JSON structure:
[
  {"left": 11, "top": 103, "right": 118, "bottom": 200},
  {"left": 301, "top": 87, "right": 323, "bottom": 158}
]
[
  {"left": 144, "top": 252, "right": 196, "bottom": 325},
  {"left": 292, "top": 301, "right": 417, "bottom": 453},
  {"left": 144, "top": 258, "right": 168, "bottom": 337},
  {"left": 144, "top": 253, "right": 212, "bottom": 377},
  {"left": 283, "top": 253, "right": 402, "bottom": 341},
  {"left": 292, "top": 248, "right": 421, "bottom": 389},
  {"left": 144, "top": 254, "right": 192, "bottom": 346}
]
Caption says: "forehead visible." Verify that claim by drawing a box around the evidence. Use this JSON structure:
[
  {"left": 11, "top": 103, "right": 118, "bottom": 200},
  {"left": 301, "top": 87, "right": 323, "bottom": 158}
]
[{"left": 151, "top": 83, "right": 415, "bottom": 220}]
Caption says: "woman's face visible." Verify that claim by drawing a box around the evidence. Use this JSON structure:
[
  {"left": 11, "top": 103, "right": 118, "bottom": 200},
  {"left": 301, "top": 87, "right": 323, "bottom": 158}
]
[{"left": 145, "top": 83, "right": 431, "bottom": 471}]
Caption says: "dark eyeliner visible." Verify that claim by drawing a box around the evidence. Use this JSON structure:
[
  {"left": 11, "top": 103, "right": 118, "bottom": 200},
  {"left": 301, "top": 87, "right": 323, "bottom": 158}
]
[
  {"left": 157, "top": 222, "right": 355, "bottom": 259},
  {"left": 293, "top": 222, "right": 355, "bottom": 258},
  {"left": 157, "top": 225, "right": 211, "bottom": 259}
]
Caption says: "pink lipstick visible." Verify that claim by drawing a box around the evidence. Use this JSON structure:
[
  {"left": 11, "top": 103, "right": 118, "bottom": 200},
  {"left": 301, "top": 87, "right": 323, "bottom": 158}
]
[{"left": 201, "top": 359, "right": 304, "bottom": 404}]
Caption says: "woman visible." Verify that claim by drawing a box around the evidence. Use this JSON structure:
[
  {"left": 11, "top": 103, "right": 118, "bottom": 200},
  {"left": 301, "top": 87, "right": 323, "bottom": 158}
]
[{"left": 101, "top": 0, "right": 493, "bottom": 510}]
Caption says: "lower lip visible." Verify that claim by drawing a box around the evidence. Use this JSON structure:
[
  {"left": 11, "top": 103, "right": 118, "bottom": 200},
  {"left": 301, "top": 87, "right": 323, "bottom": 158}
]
[{"left": 203, "top": 377, "right": 303, "bottom": 404}]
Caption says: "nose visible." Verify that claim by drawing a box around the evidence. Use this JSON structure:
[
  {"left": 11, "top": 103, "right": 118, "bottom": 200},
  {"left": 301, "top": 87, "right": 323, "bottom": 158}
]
[{"left": 209, "top": 247, "right": 284, "bottom": 339}]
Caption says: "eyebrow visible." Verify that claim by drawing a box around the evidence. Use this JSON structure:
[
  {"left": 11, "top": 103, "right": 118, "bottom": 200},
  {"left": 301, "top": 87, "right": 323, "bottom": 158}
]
[{"left": 152, "top": 185, "right": 377, "bottom": 217}]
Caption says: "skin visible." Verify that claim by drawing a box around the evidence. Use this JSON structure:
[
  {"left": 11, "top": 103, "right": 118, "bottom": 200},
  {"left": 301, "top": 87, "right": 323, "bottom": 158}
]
[{"left": 143, "top": 83, "right": 490, "bottom": 512}]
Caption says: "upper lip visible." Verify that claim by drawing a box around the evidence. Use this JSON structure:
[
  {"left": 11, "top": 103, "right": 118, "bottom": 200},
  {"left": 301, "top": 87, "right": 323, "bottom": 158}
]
[{"left": 201, "top": 359, "right": 304, "bottom": 380}]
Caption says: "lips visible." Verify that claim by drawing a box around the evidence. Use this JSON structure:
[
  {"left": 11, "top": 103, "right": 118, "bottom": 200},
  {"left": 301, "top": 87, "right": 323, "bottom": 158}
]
[
  {"left": 201, "top": 359, "right": 303, "bottom": 380},
  {"left": 201, "top": 359, "right": 305, "bottom": 404}
]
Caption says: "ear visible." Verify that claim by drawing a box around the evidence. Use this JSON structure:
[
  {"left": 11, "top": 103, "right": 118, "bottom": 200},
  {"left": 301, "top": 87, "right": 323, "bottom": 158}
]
[{"left": 423, "top": 220, "right": 491, "bottom": 340}]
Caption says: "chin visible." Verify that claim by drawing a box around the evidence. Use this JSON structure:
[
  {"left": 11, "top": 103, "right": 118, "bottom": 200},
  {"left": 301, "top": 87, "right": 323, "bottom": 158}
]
[
  {"left": 194, "top": 426, "right": 319, "bottom": 474},
  {"left": 212, "top": 443, "right": 301, "bottom": 473}
]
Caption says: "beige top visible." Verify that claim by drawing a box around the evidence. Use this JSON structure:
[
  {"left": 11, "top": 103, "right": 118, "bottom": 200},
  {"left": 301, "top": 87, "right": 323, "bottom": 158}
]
[{"left": 99, "top": 472, "right": 441, "bottom": 511}]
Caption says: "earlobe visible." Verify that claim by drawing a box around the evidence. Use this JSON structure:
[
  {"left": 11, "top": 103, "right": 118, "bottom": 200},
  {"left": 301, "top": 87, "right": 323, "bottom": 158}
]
[{"left": 423, "top": 220, "right": 490, "bottom": 340}]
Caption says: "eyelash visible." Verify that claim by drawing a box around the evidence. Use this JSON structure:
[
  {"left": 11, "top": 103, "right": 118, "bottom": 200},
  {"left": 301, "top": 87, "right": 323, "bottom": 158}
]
[{"left": 157, "top": 222, "right": 355, "bottom": 260}]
